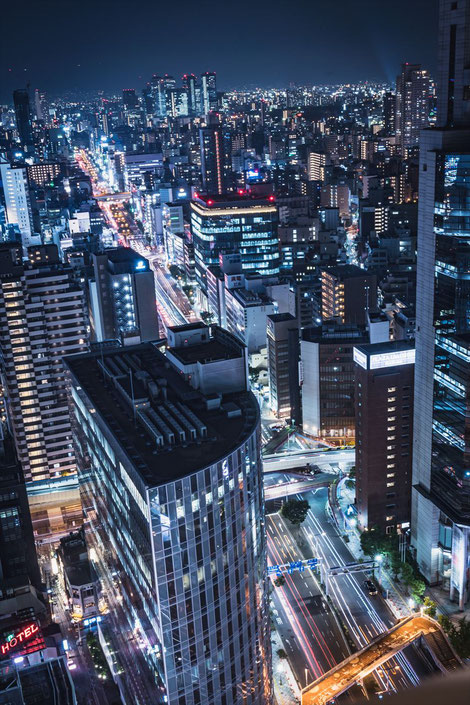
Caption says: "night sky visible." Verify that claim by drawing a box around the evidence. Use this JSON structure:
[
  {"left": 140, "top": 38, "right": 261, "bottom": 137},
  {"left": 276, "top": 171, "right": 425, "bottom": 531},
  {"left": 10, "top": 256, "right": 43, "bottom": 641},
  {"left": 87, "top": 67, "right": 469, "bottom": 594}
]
[{"left": 1, "top": 0, "right": 439, "bottom": 102}]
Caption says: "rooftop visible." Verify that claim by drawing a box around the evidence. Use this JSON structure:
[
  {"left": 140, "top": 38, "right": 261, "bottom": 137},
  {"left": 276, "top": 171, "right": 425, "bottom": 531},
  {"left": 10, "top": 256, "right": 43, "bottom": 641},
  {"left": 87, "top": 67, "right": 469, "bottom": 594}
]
[
  {"left": 192, "top": 192, "right": 276, "bottom": 209},
  {"left": 65, "top": 343, "right": 258, "bottom": 487},
  {"left": 354, "top": 340, "right": 415, "bottom": 358},
  {"left": 322, "top": 264, "right": 375, "bottom": 279}
]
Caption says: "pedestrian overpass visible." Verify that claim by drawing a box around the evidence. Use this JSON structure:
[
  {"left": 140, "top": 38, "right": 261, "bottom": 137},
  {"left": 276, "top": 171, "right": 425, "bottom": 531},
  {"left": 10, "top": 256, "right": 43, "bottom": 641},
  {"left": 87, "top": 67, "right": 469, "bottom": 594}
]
[{"left": 301, "top": 615, "right": 462, "bottom": 705}]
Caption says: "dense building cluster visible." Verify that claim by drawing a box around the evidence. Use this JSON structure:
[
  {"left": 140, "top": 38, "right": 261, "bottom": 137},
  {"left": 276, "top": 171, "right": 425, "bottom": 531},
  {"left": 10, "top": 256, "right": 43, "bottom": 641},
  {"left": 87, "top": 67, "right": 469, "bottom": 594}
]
[{"left": 0, "top": 1, "right": 469, "bottom": 703}]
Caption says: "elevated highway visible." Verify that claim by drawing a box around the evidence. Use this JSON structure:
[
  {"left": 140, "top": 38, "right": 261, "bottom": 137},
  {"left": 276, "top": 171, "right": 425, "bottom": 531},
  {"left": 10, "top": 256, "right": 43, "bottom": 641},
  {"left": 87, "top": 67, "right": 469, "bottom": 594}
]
[{"left": 301, "top": 615, "right": 461, "bottom": 705}]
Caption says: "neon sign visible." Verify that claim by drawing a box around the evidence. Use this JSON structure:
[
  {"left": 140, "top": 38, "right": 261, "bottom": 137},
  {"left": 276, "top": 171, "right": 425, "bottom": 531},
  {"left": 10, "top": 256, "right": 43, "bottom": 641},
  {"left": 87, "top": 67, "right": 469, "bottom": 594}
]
[{"left": 1, "top": 624, "right": 39, "bottom": 655}]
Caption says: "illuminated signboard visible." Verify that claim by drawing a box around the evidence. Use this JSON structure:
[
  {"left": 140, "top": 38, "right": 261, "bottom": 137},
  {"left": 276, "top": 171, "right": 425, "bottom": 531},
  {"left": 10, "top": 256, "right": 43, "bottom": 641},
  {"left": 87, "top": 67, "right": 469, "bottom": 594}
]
[
  {"left": 135, "top": 260, "right": 147, "bottom": 271},
  {"left": 370, "top": 349, "right": 415, "bottom": 370},
  {"left": 353, "top": 347, "right": 415, "bottom": 370},
  {"left": 353, "top": 348, "right": 368, "bottom": 370},
  {"left": 1, "top": 624, "right": 41, "bottom": 657}
]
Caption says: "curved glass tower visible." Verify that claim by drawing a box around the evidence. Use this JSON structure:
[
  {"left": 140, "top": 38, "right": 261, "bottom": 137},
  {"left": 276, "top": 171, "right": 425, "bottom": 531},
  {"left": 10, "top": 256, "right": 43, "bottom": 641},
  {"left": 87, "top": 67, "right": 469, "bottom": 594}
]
[{"left": 66, "top": 334, "right": 271, "bottom": 705}]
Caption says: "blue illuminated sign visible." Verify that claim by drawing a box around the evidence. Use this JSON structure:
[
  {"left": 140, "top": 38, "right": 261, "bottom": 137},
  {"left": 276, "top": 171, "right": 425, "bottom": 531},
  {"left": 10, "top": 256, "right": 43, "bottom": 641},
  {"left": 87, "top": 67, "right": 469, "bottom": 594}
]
[
  {"left": 135, "top": 260, "right": 146, "bottom": 271},
  {"left": 267, "top": 558, "right": 318, "bottom": 576}
]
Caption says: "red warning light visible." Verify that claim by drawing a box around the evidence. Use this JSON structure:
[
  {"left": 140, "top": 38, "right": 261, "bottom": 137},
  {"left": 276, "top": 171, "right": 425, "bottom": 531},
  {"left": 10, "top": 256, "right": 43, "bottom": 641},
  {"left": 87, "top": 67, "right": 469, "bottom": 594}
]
[
  {"left": 207, "top": 199, "right": 214, "bottom": 206},
  {"left": 268, "top": 195, "right": 275, "bottom": 202}
]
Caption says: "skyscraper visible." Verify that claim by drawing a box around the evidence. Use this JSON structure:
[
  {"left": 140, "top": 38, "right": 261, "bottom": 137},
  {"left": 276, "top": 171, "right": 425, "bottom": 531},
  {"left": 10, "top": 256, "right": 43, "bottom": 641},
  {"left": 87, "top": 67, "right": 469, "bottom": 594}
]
[
  {"left": 199, "top": 113, "right": 226, "bottom": 195},
  {"left": 183, "top": 73, "right": 198, "bottom": 116},
  {"left": 395, "top": 63, "right": 431, "bottom": 153},
  {"left": 89, "top": 247, "right": 159, "bottom": 343},
  {"left": 0, "top": 243, "right": 88, "bottom": 483},
  {"left": 13, "top": 88, "right": 34, "bottom": 151},
  {"left": 190, "top": 192, "right": 279, "bottom": 292},
  {"left": 66, "top": 331, "right": 271, "bottom": 705},
  {"left": 201, "top": 71, "right": 217, "bottom": 114},
  {"left": 354, "top": 341, "right": 415, "bottom": 533},
  {"left": 0, "top": 159, "right": 37, "bottom": 253},
  {"left": 412, "top": 0, "right": 470, "bottom": 609},
  {"left": 383, "top": 91, "right": 396, "bottom": 135}
]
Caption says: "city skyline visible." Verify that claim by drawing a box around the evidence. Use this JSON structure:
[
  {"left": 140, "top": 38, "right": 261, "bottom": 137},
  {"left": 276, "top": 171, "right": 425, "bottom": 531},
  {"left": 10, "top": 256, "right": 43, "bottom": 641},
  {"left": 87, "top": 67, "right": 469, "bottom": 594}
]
[
  {"left": 1, "top": 0, "right": 439, "bottom": 101},
  {"left": 2, "top": 1, "right": 470, "bottom": 704}
]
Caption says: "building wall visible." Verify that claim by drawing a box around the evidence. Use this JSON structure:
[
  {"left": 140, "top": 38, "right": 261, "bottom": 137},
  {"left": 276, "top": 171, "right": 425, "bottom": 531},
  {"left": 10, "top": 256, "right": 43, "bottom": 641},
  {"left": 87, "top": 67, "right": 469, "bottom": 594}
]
[
  {"left": 356, "top": 363, "right": 414, "bottom": 532},
  {"left": 70, "top": 379, "right": 271, "bottom": 705}
]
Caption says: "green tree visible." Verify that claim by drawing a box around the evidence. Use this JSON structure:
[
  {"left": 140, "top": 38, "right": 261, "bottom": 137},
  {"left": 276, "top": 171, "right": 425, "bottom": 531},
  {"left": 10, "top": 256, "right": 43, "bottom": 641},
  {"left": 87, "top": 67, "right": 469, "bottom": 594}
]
[
  {"left": 423, "top": 596, "right": 437, "bottom": 618},
  {"left": 400, "top": 562, "right": 415, "bottom": 587},
  {"left": 389, "top": 550, "right": 402, "bottom": 580},
  {"left": 281, "top": 498, "right": 309, "bottom": 525},
  {"left": 274, "top": 575, "right": 286, "bottom": 587},
  {"left": 277, "top": 649, "right": 288, "bottom": 659},
  {"left": 439, "top": 615, "right": 470, "bottom": 658},
  {"left": 360, "top": 527, "right": 383, "bottom": 557},
  {"left": 410, "top": 578, "right": 426, "bottom": 604}
]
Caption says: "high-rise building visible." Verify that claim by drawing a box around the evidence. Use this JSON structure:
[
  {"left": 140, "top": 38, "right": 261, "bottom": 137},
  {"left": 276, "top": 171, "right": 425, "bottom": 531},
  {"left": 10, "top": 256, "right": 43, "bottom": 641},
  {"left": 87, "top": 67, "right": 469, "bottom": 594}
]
[
  {"left": 0, "top": 431, "right": 41, "bottom": 590},
  {"left": 122, "top": 88, "right": 138, "bottom": 109},
  {"left": 199, "top": 113, "right": 226, "bottom": 195},
  {"left": 183, "top": 73, "right": 198, "bottom": 116},
  {"left": 412, "top": 0, "right": 470, "bottom": 609},
  {"left": 13, "top": 88, "right": 34, "bottom": 151},
  {"left": 0, "top": 159, "right": 37, "bottom": 253},
  {"left": 201, "top": 71, "right": 217, "bottom": 114},
  {"left": 153, "top": 75, "right": 177, "bottom": 118},
  {"left": 307, "top": 150, "right": 326, "bottom": 181},
  {"left": 395, "top": 63, "right": 431, "bottom": 153},
  {"left": 267, "top": 313, "right": 300, "bottom": 421},
  {"left": 354, "top": 341, "right": 415, "bottom": 533},
  {"left": 190, "top": 192, "right": 279, "bottom": 292},
  {"left": 321, "top": 264, "right": 377, "bottom": 326},
  {"left": 301, "top": 323, "right": 369, "bottom": 442},
  {"left": 89, "top": 247, "right": 159, "bottom": 343},
  {"left": 0, "top": 243, "right": 88, "bottom": 483},
  {"left": 66, "top": 332, "right": 271, "bottom": 705},
  {"left": 383, "top": 91, "right": 396, "bottom": 135}
]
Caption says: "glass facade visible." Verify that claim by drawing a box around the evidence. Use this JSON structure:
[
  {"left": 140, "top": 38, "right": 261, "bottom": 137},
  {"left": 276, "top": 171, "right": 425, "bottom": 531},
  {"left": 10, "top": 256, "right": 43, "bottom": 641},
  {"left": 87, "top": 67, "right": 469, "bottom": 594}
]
[
  {"left": 68, "top": 352, "right": 271, "bottom": 705},
  {"left": 191, "top": 201, "right": 280, "bottom": 292},
  {"left": 431, "top": 153, "right": 470, "bottom": 521}
]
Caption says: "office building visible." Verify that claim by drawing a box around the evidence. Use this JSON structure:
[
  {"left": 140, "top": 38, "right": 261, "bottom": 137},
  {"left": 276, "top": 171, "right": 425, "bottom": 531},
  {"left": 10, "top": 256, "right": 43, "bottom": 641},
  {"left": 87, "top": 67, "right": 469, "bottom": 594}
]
[
  {"left": 267, "top": 313, "right": 300, "bottom": 421},
  {"left": 199, "top": 114, "right": 226, "bottom": 195},
  {"left": 412, "top": 0, "right": 470, "bottom": 608},
  {"left": 0, "top": 243, "right": 88, "bottom": 483},
  {"left": 190, "top": 192, "right": 279, "bottom": 291},
  {"left": 66, "top": 336, "right": 271, "bottom": 705},
  {"left": 0, "top": 160, "right": 38, "bottom": 254},
  {"left": 183, "top": 74, "right": 198, "bottom": 116},
  {"left": 58, "top": 528, "right": 102, "bottom": 622},
  {"left": 321, "top": 264, "right": 377, "bottom": 326},
  {"left": 383, "top": 91, "right": 396, "bottom": 135},
  {"left": 201, "top": 71, "right": 217, "bottom": 114},
  {"left": 395, "top": 63, "right": 431, "bottom": 153},
  {"left": 225, "top": 286, "right": 275, "bottom": 354},
  {"left": 0, "top": 659, "right": 77, "bottom": 705},
  {"left": 301, "top": 323, "right": 369, "bottom": 442},
  {"left": 13, "top": 89, "right": 34, "bottom": 151},
  {"left": 26, "top": 162, "right": 62, "bottom": 189},
  {"left": 0, "top": 432, "right": 41, "bottom": 590},
  {"left": 90, "top": 247, "right": 159, "bottom": 344},
  {"left": 354, "top": 341, "right": 415, "bottom": 532},
  {"left": 122, "top": 88, "right": 139, "bottom": 109}
]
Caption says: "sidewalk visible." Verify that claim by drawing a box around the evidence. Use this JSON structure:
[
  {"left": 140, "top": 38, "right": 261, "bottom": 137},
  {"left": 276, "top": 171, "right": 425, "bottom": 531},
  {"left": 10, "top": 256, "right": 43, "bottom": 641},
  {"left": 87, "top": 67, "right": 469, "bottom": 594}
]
[
  {"left": 331, "top": 478, "right": 412, "bottom": 620},
  {"left": 271, "top": 629, "right": 301, "bottom": 705}
]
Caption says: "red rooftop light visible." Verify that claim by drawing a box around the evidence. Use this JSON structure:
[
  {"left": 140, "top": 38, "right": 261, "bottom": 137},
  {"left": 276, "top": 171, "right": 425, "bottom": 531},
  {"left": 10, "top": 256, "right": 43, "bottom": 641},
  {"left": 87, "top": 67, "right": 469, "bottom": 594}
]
[
  {"left": 268, "top": 195, "right": 275, "bottom": 202},
  {"left": 207, "top": 199, "right": 214, "bottom": 206}
]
